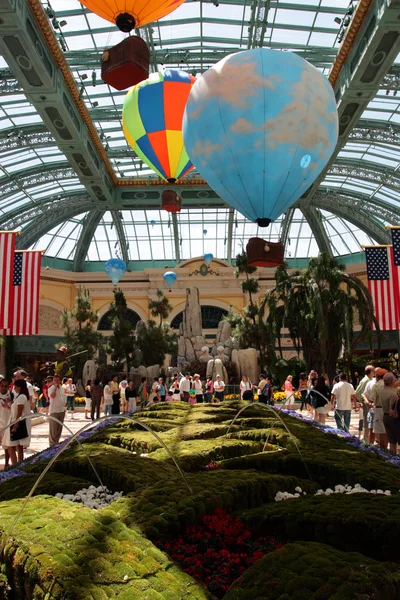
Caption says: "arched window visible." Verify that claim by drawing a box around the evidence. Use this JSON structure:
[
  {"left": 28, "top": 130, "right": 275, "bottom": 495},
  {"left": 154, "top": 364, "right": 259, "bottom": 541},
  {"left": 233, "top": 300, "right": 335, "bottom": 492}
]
[
  {"left": 98, "top": 308, "right": 141, "bottom": 331},
  {"left": 170, "top": 305, "right": 228, "bottom": 330}
]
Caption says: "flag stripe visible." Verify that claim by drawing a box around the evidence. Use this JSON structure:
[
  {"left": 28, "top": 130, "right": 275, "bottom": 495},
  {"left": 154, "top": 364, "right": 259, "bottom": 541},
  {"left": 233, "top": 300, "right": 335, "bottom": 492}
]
[
  {"left": 0, "top": 250, "right": 42, "bottom": 336},
  {"left": 390, "top": 246, "right": 400, "bottom": 330},
  {"left": 0, "top": 232, "right": 16, "bottom": 330},
  {"left": 365, "top": 246, "right": 399, "bottom": 331}
]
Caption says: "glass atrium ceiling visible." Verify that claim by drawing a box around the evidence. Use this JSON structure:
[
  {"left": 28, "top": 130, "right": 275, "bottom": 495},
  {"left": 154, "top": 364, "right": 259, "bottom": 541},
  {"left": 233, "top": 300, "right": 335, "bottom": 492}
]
[{"left": 0, "top": 0, "right": 399, "bottom": 269}]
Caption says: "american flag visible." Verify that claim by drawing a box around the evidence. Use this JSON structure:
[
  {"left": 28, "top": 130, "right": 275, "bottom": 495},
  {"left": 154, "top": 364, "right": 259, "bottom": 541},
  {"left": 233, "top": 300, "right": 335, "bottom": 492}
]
[
  {"left": 0, "top": 250, "right": 42, "bottom": 336},
  {"left": 390, "top": 228, "right": 400, "bottom": 266},
  {"left": 0, "top": 231, "right": 17, "bottom": 330},
  {"left": 365, "top": 246, "right": 400, "bottom": 331}
]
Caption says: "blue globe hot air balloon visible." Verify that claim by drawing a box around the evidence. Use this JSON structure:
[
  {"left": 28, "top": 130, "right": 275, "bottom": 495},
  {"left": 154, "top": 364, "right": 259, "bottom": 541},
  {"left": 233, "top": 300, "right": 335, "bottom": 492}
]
[
  {"left": 163, "top": 271, "right": 177, "bottom": 292},
  {"left": 183, "top": 48, "right": 338, "bottom": 226},
  {"left": 104, "top": 258, "right": 126, "bottom": 286},
  {"left": 204, "top": 253, "right": 213, "bottom": 265},
  {"left": 203, "top": 229, "right": 207, "bottom": 235},
  {"left": 150, "top": 220, "right": 156, "bottom": 226}
]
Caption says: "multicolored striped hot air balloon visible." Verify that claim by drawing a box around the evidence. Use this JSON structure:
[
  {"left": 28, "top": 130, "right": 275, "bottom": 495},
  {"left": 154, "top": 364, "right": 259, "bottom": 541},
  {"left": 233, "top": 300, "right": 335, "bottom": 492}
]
[{"left": 122, "top": 69, "right": 195, "bottom": 183}]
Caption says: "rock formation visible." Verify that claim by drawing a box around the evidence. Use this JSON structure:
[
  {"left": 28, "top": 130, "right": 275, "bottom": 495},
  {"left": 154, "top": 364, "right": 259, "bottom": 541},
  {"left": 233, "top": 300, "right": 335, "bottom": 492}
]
[
  {"left": 177, "top": 287, "right": 208, "bottom": 365},
  {"left": 176, "top": 287, "right": 259, "bottom": 383}
]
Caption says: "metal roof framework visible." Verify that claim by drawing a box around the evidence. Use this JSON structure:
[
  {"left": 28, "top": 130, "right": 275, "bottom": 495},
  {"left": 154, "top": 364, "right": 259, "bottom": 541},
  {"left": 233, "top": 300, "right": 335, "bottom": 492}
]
[{"left": 0, "top": 0, "right": 399, "bottom": 268}]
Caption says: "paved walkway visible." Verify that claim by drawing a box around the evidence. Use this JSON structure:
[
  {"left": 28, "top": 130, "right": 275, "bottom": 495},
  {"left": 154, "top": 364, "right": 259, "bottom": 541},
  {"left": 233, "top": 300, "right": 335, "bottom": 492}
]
[{"left": 0, "top": 406, "right": 361, "bottom": 470}]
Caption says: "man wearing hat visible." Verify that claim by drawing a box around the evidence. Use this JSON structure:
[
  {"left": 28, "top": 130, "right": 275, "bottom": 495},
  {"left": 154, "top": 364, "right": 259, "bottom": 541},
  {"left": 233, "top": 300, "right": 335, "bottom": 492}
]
[
  {"left": 214, "top": 374, "right": 225, "bottom": 403},
  {"left": 55, "top": 347, "right": 72, "bottom": 379},
  {"left": 362, "top": 367, "right": 386, "bottom": 444}
]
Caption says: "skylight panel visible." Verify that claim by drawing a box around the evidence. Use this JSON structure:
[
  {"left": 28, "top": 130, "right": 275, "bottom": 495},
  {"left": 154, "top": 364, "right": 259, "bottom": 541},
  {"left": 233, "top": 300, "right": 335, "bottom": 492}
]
[
  {"left": 66, "top": 35, "right": 95, "bottom": 51},
  {"left": 309, "top": 32, "right": 337, "bottom": 46},
  {"left": 271, "top": 29, "right": 311, "bottom": 45}
]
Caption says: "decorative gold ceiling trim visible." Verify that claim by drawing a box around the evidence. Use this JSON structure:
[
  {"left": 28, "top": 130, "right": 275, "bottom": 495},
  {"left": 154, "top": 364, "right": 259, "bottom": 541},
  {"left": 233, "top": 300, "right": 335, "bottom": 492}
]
[
  {"left": 27, "top": 0, "right": 118, "bottom": 185},
  {"left": 117, "top": 177, "right": 208, "bottom": 186},
  {"left": 329, "top": 0, "right": 373, "bottom": 87}
]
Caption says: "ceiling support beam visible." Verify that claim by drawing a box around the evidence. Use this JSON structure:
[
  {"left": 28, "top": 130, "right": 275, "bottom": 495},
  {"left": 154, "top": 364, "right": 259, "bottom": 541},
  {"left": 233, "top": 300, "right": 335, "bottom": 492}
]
[
  {"left": 307, "top": 197, "right": 391, "bottom": 245},
  {"left": 172, "top": 212, "right": 180, "bottom": 264},
  {"left": 0, "top": 193, "right": 94, "bottom": 230},
  {"left": 226, "top": 208, "right": 235, "bottom": 264},
  {"left": 0, "top": 163, "right": 77, "bottom": 200},
  {"left": 0, "top": 0, "right": 116, "bottom": 207},
  {"left": 111, "top": 211, "right": 129, "bottom": 266},
  {"left": 73, "top": 210, "right": 104, "bottom": 271},
  {"left": 17, "top": 203, "right": 94, "bottom": 249},
  {"left": 280, "top": 208, "right": 295, "bottom": 249},
  {"left": 312, "top": 189, "right": 400, "bottom": 225},
  {"left": 301, "top": 0, "right": 400, "bottom": 204},
  {"left": 301, "top": 206, "right": 333, "bottom": 257}
]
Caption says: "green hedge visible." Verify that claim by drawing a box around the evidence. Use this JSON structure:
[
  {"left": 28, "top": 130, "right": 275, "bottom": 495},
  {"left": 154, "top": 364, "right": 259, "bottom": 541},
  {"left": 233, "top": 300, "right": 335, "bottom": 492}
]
[
  {"left": 224, "top": 541, "right": 400, "bottom": 600},
  {"left": 37, "top": 443, "right": 182, "bottom": 493},
  {"left": 2, "top": 402, "right": 400, "bottom": 599},
  {"left": 0, "top": 496, "right": 211, "bottom": 600},
  {"left": 0, "top": 472, "right": 92, "bottom": 502},
  {"left": 220, "top": 448, "right": 400, "bottom": 491},
  {"left": 112, "top": 471, "right": 316, "bottom": 541},
  {"left": 150, "top": 438, "right": 266, "bottom": 471},
  {"left": 237, "top": 493, "right": 400, "bottom": 561}
]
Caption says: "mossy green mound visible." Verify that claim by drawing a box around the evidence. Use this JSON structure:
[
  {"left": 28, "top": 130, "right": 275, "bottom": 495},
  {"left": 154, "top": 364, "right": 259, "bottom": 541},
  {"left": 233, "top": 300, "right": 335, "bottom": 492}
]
[
  {"left": 112, "top": 471, "right": 316, "bottom": 540},
  {"left": 223, "top": 541, "right": 400, "bottom": 600},
  {"left": 1, "top": 401, "right": 400, "bottom": 599},
  {"left": 0, "top": 472, "right": 92, "bottom": 501},
  {"left": 30, "top": 443, "right": 182, "bottom": 493},
  {"left": 0, "top": 496, "right": 211, "bottom": 599},
  {"left": 150, "top": 438, "right": 266, "bottom": 471},
  {"left": 220, "top": 447, "right": 400, "bottom": 490},
  {"left": 237, "top": 492, "right": 400, "bottom": 561}
]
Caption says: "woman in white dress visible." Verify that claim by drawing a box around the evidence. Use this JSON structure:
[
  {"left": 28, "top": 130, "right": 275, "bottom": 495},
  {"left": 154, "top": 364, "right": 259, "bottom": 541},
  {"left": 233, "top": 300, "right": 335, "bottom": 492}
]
[
  {"left": 171, "top": 377, "right": 181, "bottom": 402},
  {"left": 4, "top": 379, "right": 32, "bottom": 464}
]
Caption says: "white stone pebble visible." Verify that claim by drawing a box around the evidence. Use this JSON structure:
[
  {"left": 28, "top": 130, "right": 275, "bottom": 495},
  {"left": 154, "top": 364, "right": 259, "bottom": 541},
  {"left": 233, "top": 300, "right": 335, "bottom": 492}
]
[
  {"left": 274, "top": 484, "right": 392, "bottom": 502},
  {"left": 54, "top": 486, "right": 124, "bottom": 509}
]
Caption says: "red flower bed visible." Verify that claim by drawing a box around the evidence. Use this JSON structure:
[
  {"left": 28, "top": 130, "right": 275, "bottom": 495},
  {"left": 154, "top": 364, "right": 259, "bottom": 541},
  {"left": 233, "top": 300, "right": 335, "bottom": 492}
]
[{"left": 157, "top": 508, "right": 284, "bottom": 597}]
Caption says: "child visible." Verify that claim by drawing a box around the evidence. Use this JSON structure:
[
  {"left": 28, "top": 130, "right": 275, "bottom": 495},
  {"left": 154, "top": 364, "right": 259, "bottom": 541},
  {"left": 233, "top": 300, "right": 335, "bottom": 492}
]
[
  {"left": 166, "top": 390, "right": 173, "bottom": 402},
  {"left": 188, "top": 390, "right": 197, "bottom": 405}
]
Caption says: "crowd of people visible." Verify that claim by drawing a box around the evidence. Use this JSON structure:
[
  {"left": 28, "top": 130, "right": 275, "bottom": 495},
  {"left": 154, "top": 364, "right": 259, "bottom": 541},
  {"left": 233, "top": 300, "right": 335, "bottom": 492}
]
[
  {"left": 1, "top": 363, "right": 400, "bottom": 469},
  {"left": 274, "top": 366, "right": 400, "bottom": 453}
]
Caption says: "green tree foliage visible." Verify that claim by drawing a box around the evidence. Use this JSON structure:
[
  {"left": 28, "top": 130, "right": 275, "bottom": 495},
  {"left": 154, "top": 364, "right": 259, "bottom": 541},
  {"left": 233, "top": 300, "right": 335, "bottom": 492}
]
[
  {"left": 61, "top": 287, "right": 103, "bottom": 378},
  {"left": 226, "top": 252, "right": 270, "bottom": 371},
  {"left": 265, "top": 253, "right": 378, "bottom": 383},
  {"left": 148, "top": 289, "right": 173, "bottom": 327},
  {"left": 136, "top": 290, "right": 177, "bottom": 366},
  {"left": 136, "top": 320, "right": 177, "bottom": 367},
  {"left": 108, "top": 289, "right": 135, "bottom": 371}
]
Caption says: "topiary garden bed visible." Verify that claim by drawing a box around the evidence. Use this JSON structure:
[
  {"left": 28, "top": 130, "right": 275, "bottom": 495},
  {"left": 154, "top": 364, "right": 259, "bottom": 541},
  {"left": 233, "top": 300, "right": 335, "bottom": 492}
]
[{"left": 0, "top": 401, "right": 400, "bottom": 599}]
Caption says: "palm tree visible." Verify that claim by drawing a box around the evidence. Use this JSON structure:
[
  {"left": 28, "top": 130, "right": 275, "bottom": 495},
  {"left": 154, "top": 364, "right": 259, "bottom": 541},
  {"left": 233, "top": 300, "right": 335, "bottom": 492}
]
[
  {"left": 148, "top": 289, "right": 173, "bottom": 327},
  {"left": 265, "top": 253, "right": 378, "bottom": 384}
]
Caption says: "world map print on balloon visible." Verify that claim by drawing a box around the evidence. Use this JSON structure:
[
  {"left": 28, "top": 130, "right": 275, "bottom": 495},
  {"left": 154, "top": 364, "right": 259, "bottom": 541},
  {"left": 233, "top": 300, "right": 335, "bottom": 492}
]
[{"left": 183, "top": 48, "right": 338, "bottom": 226}]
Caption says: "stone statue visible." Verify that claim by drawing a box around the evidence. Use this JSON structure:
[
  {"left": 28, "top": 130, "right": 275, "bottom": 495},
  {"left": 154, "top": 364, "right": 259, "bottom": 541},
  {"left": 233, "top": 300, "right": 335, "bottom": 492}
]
[
  {"left": 135, "top": 320, "right": 147, "bottom": 336},
  {"left": 199, "top": 346, "right": 213, "bottom": 363},
  {"left": 207, "top": 357, "right": 228, "bottom": 385},
  {"left": 216, "top": 346, "right": 229, "bottom": 364},
  {"left": 82, "top": 360, "right": 97, "bottom": 387}
]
